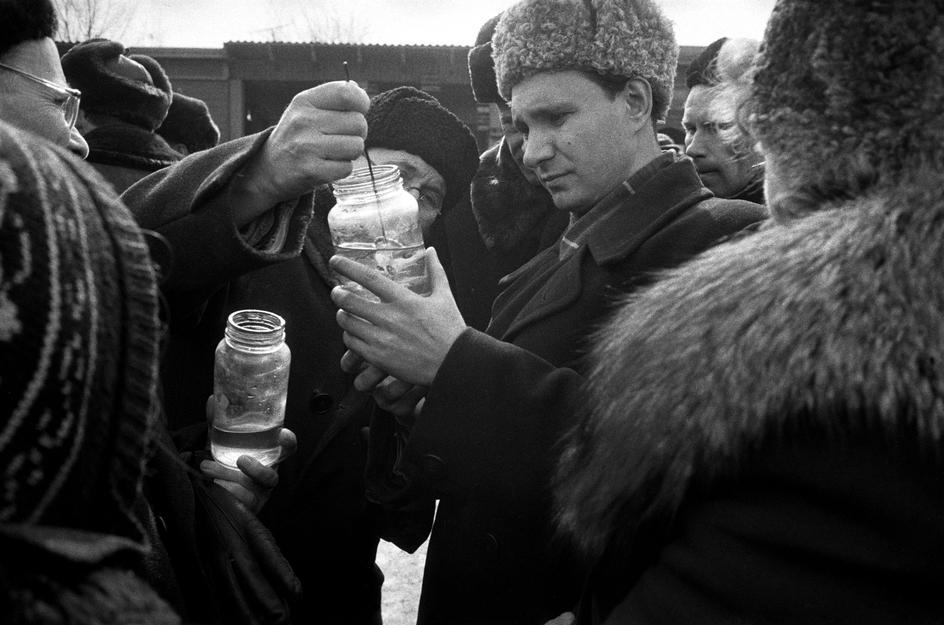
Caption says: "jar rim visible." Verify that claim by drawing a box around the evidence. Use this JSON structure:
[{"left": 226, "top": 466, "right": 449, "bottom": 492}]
[
  {"left": 227, "top": 309, "right": 285, "bottom": 333},
  {"left": 334, "top": 163, "right": 401, "bottom": 195}
]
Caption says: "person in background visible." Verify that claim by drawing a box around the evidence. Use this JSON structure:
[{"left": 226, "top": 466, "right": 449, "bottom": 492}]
[
  {"left": 1, "top": 0, "right": 369, "bottom": 621},
  {"left": 554, "top": 0, "right": 944, "bottom": 623},
  {"left": 329, "top": 0, "right": 766, "bottom": 622},
  {"left": 151, "top": 84, "right": 478, "bottom": 625},
  {"left": 682, "top": 36, "right": 765, "bottom": 203},
  {"left": 459, "top": 11, "right": 569, "bottom": 329},
  {"left": 154, "top": 91, "right": 221, "bottom": 156},
  {"left": 61, "top": 39, "right": 182, "bottom": 194}
]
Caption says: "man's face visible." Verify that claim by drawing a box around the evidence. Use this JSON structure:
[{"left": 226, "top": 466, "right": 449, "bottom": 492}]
[
  {"left": 356, "top": 148, "right": 446, "bottom": 238},
  {"left": 0, "top": 38, "right": 89, "bottom": 158},
  {"left": 511, "top": 70, "right": 637, "bottom": 214},
  {"left": 682, "top": 85, "right": 761, "bottom": 199}
]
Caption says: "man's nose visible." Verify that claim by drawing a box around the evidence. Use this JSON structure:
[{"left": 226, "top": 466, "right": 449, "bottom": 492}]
[
  {"left": 68, "top": 126, "right": 89, "bottom": 159},
  {"left": 522, "top": 131, "right": 552, "bottom": 170}
]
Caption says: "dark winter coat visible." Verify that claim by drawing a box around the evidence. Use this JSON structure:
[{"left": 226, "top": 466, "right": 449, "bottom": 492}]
[
  {"left": 85, "top": 122, "right": 182, "bottom": 194},
  {"left": 556, "top": 172, "right": 944, "bottom": 624},
  {"left": 371, "top": 155, "right": 767, "bottom": 624},
  {"left": 123, "top": 133, "right": 383, "bottom": 625}
]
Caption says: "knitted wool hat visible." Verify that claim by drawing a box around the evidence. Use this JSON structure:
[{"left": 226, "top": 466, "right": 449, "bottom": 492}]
[
  {"left": 0, "top": 120, "right": 161, "bottom": 539},
  {"left": 62, "top": 39, "right": 173, "bottom": 132},
  {"left": 365, "top": 86, "right": 479, "bottom": 213},
  {"left": 468, "top": 13, "right": 503, "bottom": 104},
  {"left": 685, "top": 37, "right": 728, "bottom": 89},
  {"left": 157, "top": 92, "right": 221, "bottom": 154},
  {"left": 492, "top": 0, "right": 679, "bottom": 120},
  {"left": 749, "top": 0, "right": 944, "bottom": 197}
]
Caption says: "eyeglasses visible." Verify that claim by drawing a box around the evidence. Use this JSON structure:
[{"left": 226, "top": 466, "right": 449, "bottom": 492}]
[{"left": 0, "top": 62, "right": 82, "bottom": 132}]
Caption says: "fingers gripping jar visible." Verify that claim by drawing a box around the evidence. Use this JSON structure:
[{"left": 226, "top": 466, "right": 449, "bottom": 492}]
[
  {"left": 328, "top": 163, "right": 430, "bottom": 299},
  {"left": 211, "top": 309, "right": 291, "bottom": 468}
]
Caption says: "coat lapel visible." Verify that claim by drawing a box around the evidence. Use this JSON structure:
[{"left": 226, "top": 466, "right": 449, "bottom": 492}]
[{"left": 495, "top": 159, "right": 712, "bottom": 341}]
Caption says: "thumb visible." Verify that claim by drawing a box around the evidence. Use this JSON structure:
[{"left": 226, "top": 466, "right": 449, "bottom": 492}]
[{"left": 426, "top": 247, "right": 450, "bottom": 293}]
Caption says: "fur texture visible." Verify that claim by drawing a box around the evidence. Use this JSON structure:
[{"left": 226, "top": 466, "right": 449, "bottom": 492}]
[
  {"left": 555, "top": 169, "right": 944, "bottom": 559},
  {"left": 470, "top": 138, "right": 562, "bottom": 251},
  {"left": 492, "top": 0, "right": 678, "bottom": 119}
]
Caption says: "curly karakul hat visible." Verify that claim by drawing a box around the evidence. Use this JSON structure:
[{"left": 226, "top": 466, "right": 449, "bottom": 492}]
[
  {"left": 62, "top": 39, "right": 173, "bottom": 132},
  {"left": 749, "top": 0, "right": 944, "bottom": 197},
  {"left": 0, "top": 120, "right": 160, "bottom": 539},
  {"left": 365, "top": 86, "right": 479, "bottom": 213},
  {"left": 492, "top": 0, "right": 679, "bottom": 120}
]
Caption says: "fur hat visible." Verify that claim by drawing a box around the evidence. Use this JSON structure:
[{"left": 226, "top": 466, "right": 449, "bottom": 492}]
[
  {"left": 0, "top": 0, "right": 57, "bottom": 58},
  {"left": 749, "top": 0, "right": 944, "bottom": 198},
  {"left": 156, "top": 92, "right": 221, "bottom": 154},
  {"left": 685, "top": 37, "right": 728, "bottom": 89},
  {"left": 492, "top": 0, "right": 678, "bottom": 120},
  {"left": 365, "top": 86, "right": 479, "bottom": 213},
  {"left": 62, "top": 39, "right": 173, "bottom": 132},
  {"left": 0, "top": 120, "right": 160, "bottom": 538},
  {"left": 468, "top": 13, "right": 503, "bottom": 104}
]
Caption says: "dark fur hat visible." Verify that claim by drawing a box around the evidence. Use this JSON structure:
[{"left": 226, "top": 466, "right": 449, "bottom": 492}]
[
  {"left": 0, "top": 0, "right": 57, "bottom": 58},
  {"left": 62, "top": 39, "right": 172, "bottom": 132},
  {"left": 155, "top": 92, "right": 221, "bottom": 154},
  {"left": 467, "top": 13, "right": 503, "bottom": 104},
  {"left": 749, "top": 0, "right": 944, "bottom": 199},
  {"left": 685, "top": 37, "right": 728, "bottom": 89},
  {"left": 365, "top": 86, "right": 479, "bottom": 213}
]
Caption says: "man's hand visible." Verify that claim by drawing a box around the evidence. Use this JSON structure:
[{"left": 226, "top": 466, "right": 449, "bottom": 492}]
[
  {"left": 330, "top": 247, "right": 466, "bottom": 387},
  {"left": 230, "top": 80, "right": 370, "bottom": 225},
  {"left": 201, "top": 398, "right": 299, "bottom": 514}
]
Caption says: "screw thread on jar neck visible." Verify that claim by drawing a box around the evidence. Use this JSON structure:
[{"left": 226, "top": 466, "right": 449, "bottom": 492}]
[
  {"left": 333, "top": 163, "right": 403, "bottom": 201},
  {"left": 225, "top": 309, "right": 286, "bottom": 352}
]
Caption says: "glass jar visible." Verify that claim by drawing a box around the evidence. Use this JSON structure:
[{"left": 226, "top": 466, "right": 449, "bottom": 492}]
[
  {"left": 211, "top": 309, "right": 291, "bottom": 468},
  {"left": 328, "top": 163, "right": 430, "bottom": 298}
]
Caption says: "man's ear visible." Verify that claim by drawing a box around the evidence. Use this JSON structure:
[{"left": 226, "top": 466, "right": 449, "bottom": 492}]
[{"left": 621, "top": 78, "right": 653, "bottom": 126}]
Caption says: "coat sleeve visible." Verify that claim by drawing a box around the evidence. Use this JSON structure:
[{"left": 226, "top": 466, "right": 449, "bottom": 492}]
[
  {"left": 121, "top": 129, "right": 315, "bottom": 322},
  {"left": 397, "top": 328, "right": 586, "bottom": 502}
]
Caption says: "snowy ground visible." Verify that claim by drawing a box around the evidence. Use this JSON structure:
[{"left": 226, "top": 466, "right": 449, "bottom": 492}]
[{"left": 376, "top": 538, "right": 428, "bottom": 625}]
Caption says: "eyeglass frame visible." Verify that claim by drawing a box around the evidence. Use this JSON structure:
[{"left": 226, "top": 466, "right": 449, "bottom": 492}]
[{"left": 0, "top": 61, "right": 82, "bottom": 132}]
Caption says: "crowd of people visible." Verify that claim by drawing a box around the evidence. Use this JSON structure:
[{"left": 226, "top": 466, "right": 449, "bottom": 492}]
[{"left": 1, "top": 0, "right": 942, "bottom": 624}]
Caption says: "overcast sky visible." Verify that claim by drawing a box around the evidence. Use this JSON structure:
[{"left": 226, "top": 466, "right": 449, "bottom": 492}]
[{"left": 119, "top": 0, "right": 775, "bottom": 48}]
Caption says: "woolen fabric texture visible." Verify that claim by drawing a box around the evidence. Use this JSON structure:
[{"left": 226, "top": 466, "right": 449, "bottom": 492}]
[
  {"left": 468, "top": 13, "right": 503, "bottom": 104},
  {"left": 85, "top": 121, "right": 183, "bottom": 193},
  {"left": 364, "top": 86, "right": 479, "bottom": 214},
  {"left": 62, "top": 39, "right": 173, "bottom": 132},
  {"left": 492, "top": 0, "right": 678, "bottom": 118},
  {"left": 158, "top": 92, "right": 221, "bottom": 153},
  {"left": 748, "top": 0, "right": 944, "bottom": 203},
  {"left": 0, "top": 120, "right": 160, "bottom": 539}
]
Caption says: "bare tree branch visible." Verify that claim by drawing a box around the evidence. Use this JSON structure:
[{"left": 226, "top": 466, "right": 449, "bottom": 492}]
[{"left": 53, "top": 0, "right": 140, "bottom": 42}]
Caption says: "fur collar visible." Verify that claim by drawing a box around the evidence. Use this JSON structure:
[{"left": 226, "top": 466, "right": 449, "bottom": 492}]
[
  {"left": 470, "top": 138, "right": 559, "bottom": 250},
  {"left": 86, "top": 123, "right": 182, "bottom": 172},
  {"left": 555, "top": 172, "right": 944, "bottom": 560}
]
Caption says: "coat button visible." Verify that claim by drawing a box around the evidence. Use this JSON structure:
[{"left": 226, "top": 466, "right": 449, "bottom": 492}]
[
  {"left": 309, "top": 389, "right": 334, "bottom": 415},
  {"left": 421, "top": 454, "right": 446, "bottom": 480}
]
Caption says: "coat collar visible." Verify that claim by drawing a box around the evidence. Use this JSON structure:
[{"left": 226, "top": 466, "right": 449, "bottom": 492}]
[{"left": 491, "top": 157, "right": 712, "bottom": 340}]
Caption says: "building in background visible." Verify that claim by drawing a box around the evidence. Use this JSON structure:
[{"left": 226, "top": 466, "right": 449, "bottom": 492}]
[{"left": 59, "top": 42, "right": 703, "bottom": 150}]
